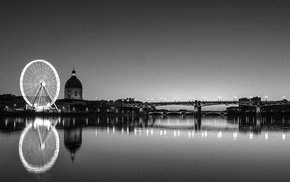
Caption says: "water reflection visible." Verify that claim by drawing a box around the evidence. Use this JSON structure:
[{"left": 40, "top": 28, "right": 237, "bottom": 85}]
[
  {"left": 18, "top": 118, "right": 59, "bottom": 174},
  {"left": 1, "top": 115, "right": 290, "bottom": 181},
  {"left": 63, "top": 117, "right": 82, "bottom": 162},
  {"left": 1, "top": 114, "right": 290, "bottom": 170},
  {"left": 2, "top": 115, "right": 290, "bottom": 139},
  {"left": 87, "top": 115, "right": 290, "bottom": 141}
]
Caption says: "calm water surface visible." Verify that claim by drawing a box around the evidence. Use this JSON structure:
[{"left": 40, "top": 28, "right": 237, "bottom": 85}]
[{"left": 1, "top": 115, "right": 290, "bottom": 182}]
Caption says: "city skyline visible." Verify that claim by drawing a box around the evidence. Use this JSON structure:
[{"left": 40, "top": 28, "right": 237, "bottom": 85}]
[{"left": 1, "top": 0, "right": 290, "bottom": 101}]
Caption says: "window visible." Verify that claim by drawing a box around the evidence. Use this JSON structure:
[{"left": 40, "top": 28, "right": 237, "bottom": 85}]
[
  {"left": 68, "top": 91, "right": 71, "bottom": 97},
  {"left": 75, "top": 90, "right": 78, "bottom": 96}
]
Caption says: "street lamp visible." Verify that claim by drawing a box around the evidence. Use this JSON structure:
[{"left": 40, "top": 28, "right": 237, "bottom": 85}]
[
  {"left": 188, "top": 97, "right": 194, "bottom": 102},
  {"left": 233, "top": 96, "right": 238, "bottom": 102},
  {"left": 265, "top": 96, "right": 268, "bottom": 102},
  {"left": 160, "top": 98, "right": 163, "bottom": 102},
  {"left": 164, "top": 98, "right": 167, "bottom": 102}
]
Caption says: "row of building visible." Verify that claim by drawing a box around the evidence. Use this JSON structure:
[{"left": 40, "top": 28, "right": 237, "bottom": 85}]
[
  {"left": 0, "top": 69, "right": 142, "bottom": 114},
  {"left": 0, "top": 69, "right": 289, "bottom": 114}
]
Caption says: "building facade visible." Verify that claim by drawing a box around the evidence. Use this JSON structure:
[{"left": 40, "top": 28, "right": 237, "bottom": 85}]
[{"left": 0, "top": 94, "right": 26, "bottom": 111}]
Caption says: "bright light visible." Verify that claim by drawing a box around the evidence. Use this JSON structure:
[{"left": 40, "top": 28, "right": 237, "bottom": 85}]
[
  {"left": 265, "top": 132, "right": 268, "bottom": 140},
  {"left": 233, "top": 131, "right": 238, "bottom": 140},
  {"left": 217, "top": 131, "right": 222, "bottom": 138},
  {"left": 233, "top": 96, "right": 238, "bottom": 101},
  {"left": 249, "top": 132, "right": 253, "bottom": 139},
  {"left": 282, "top": 133, "right": 286, "bottom": 141}
]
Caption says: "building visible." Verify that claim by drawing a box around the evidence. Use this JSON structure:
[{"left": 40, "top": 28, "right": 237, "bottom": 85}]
[
  {"left": 239, "top": 97, "right": 250, "bottom": 105},
  {"left": 239, "top": 97, "right": 261, "bottom": 106},
  {"left": 64, "top": 68, "right": 83, "bottom": 100},
  {"left": 250, "top": 97, "right": 261, "bottom": 106},
  {"left": 0, "top": 94, "right": 26, "bottom": 111},
  {"left": 57, "top": 68, "right": 86, "bottom": 112}
]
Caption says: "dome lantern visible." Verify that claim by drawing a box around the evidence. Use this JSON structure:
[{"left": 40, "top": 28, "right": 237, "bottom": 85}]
[{"left": 72, "top": 67, "right": 76, "bottom": 77}]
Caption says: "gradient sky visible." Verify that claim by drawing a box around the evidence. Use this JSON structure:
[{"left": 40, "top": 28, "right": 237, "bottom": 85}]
[{"left": 1, "top": 0, "right": 290, "bottom": 101}]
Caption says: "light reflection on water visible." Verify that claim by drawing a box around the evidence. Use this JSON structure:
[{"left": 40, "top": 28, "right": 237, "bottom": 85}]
[
  {"left": 19, "top": 118, "right": 59, "bottom": 174},
  {"left": 1, "top": 115, "right": 290, "bottom": 181}
]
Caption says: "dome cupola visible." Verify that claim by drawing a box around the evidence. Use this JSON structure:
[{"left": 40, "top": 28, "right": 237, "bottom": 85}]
[
  {"left": 65, "top": 68, "right": 82, "bottom": 89},
  {"left": 64, "top": 68, "right": 83, "bottom": 100}
]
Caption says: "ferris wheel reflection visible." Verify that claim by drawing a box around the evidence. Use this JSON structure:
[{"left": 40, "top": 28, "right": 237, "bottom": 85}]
[{"left": 19, "top": 118, "right": 60, "bottom": 174}]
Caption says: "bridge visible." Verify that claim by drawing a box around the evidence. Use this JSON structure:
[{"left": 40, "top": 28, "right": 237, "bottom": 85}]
[
  {"left": 148, "top": 110, "right": 194, "bottom": 116},
  {"left": 146, "top": 101, "right": 235, "bottom": 116},
  {"left": 201, "top": 111, "right": 227, "bottom": 116},
  {"left": 144, "top": 100, "right": 238, "bottom": 107},
  {"left": 148, "top": 110, "right": 227, "bottom": 116},
  {"left": 142, "top": 100, "right": 290, "bottom": 108},
  {"left": 140, "top": 99, "right": 290, "bottom": 115}
]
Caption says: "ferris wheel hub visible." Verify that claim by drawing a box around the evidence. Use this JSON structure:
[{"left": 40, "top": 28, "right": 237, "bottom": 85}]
[{"left": 41, "top": 81, "right": 46, "bottom": 87}]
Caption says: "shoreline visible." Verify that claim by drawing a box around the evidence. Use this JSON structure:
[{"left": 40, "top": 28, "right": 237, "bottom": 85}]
[{"left": 1, "top": 111, "right": 290, "bottom": 117}]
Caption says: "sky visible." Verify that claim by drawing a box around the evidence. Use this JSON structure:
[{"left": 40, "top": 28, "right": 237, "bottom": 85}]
[{"left": 1, "top": 0, "right": 290, "bottom": 101}]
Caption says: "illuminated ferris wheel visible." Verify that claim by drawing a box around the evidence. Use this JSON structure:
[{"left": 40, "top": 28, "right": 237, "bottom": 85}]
[
  {"left": 20, "top": 60, "right": 60, "bottom": 111},
  {"left": 19, "top": 118, "right": 60, "bottom": 173}
]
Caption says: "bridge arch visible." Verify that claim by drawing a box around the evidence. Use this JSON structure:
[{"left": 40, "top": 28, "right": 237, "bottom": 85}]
[{"left": 201, "top": 112, "right": 227, "bottom": 117}]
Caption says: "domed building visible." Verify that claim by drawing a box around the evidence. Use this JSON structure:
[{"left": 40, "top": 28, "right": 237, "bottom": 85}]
[{"left": 64, "top": 68, "right": 83, "bottom": 100}]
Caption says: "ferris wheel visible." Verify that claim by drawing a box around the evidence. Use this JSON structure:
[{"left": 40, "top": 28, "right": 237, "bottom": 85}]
[
  {"left": 20, "top": 59, "right": 60, "bottom": 111},
  {"left": 19, "top": 118, "right": 60, "bottom": 173}
]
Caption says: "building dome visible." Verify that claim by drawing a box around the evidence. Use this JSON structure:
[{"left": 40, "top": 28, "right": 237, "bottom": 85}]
[
  {"left": 65, "top": 69, "right": 83, "bottom": 89},
  {"left": 64, "top": 68, "right": 83, "bottom": 100}
]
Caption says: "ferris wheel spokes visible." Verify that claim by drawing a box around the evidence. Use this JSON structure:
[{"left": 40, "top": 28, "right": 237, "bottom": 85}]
[
  {"left": 35, "top": 118, "right": 59, "bottom": 150},
  {"left": 31, "top": 85, "right": 42, "bottom": 107},
  {"left": 31, "top": 82, "right": 58, "bottom": 110},
  {"left": 42, "top": 85, "right": 58, "bottom": 110}
]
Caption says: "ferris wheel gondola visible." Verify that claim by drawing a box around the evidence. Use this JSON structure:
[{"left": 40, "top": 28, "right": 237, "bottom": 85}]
[{"left": 20, "top": 59, "right": 60, "bottom": 111}]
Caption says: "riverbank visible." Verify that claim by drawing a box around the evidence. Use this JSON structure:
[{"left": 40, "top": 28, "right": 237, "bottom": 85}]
[
  {"left": 0, "top": 111, "right": 149, "bottom": 117},
  {"left": 2, "top": 111, "right": 290, "bottom": 117}
]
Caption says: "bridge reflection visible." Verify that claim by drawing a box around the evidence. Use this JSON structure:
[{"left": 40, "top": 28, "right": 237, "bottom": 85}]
[{"left": 1, "top": 115, "right": 290, "bottom": 139}]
